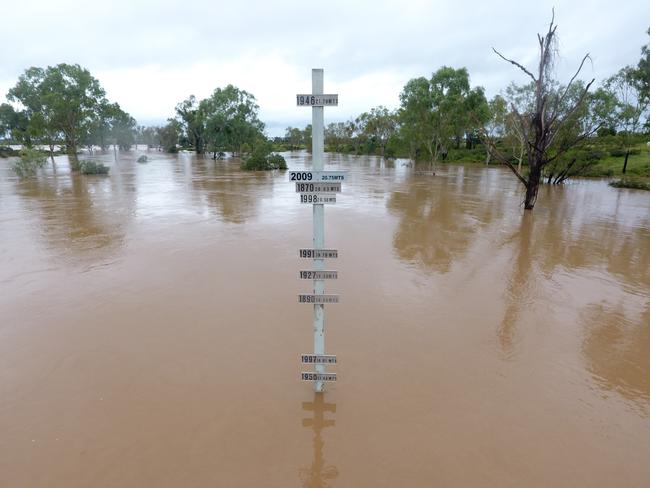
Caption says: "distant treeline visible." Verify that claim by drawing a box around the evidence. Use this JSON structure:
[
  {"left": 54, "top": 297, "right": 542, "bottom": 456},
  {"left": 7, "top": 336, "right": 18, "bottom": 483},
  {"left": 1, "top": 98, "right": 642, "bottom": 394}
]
[
  {"left": 279, "top": 51, "right": 649, "bottom": 175},
  {"left": 2, "top": 26, "right": 649, "bottom": 183}
]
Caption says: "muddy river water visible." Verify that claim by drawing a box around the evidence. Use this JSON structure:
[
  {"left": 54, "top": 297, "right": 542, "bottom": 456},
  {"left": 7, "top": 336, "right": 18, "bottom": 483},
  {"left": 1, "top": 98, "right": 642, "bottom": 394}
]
[{"left": 1, "top": 151, "right": 649, "bottom": 487}]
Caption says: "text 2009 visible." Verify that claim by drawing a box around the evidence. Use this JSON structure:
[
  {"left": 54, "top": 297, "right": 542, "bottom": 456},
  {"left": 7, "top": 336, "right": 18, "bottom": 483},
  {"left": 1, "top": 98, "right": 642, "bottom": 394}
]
[{"left": 290, "top": 172, "right": 313, "bottom": 181}]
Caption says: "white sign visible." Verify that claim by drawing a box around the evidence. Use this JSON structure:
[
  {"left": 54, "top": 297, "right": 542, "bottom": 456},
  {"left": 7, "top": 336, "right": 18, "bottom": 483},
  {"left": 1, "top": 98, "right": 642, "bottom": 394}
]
[
  {"left": 298, "top": 294, "right": 339, "bottom": 304},
  {"left": 295, "top": 182, "right": 341, "bottom": 193},
  {"left": 301, "top": 372, "right": 337, "bottom": 382},
  {"left": 289, "top": 171, "right": 346, "bottom": 182},
  {"left": 299, "top": 270, "right": 338, "bottom": 280},
  {"left": 300, "top": 194, "right": 336, "bottom": 204},
  {"left": 301, "top": 354, "right": 337, "bottom": 364},
  {"left": 296, "top": 94, "right": 339, "bottom": 106},
  {"left": 299, "top": 249, "right": 338, "bottom": 259}
]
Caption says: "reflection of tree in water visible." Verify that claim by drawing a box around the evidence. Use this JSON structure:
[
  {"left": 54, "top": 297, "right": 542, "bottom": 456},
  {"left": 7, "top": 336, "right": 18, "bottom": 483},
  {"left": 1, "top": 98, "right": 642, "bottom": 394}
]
[
  {"left": 299, "top": 393, "right": 338, "bottom": 488},
  {"left": 498, "top": 213, "right": 536, "bottom": 359},
  {"left": 516, "top": 189, "right": 650, "bottom": 290},
  {"left": 496, "top": 190, "right": 650, "bottom": 395},
  {"left": 16, "top": 173, "right": 127, "bottom": 257},
  {"left": 189, "top": 158, "right": 276, "bottom": 224},
  {"left": 581, "top": 301, "right": 650, "bottom": 404},
  {"left": 387, "top": 170, "right": 505, "bottom": 273}
]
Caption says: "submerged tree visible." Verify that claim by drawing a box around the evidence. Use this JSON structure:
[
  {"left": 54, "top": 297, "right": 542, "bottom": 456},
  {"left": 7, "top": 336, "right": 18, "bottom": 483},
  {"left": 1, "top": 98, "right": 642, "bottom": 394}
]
[
  {"left": 485, "top": 13, "right": 596, "bottom": 209},
  {"left": 399, "top": 67, "right": 487, "bottom": 165},
  {"left": 356, "top": 106, "right": 397, "bottom": 157},
  {"left": 0, "top": 102, "right": 31, "bottom": 146},
  {"left": 156, "top": 119, "right": 182, "bottom": 152},
  {"left": 7, "top": 64, "right": 108, "bottom": 169},
  {"left": 285, "top": 126, "right": 303, "bottom": 150},
  {"left": 175, "top": 95, "right": 207, "bottom": 154}
]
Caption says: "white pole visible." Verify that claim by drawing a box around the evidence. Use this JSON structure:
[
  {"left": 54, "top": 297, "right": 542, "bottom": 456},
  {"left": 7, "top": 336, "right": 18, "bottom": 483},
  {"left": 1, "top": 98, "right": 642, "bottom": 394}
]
[{"left": 312, "top": 68, "right": 325, "bottom": 393}]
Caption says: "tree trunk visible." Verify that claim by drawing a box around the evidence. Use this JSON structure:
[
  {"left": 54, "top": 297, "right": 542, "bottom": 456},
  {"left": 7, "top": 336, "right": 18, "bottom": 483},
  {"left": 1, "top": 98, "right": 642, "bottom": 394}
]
[
  {"left": 68, "top": 145, "right": 80, "bottom": 171},
  {"left": 622, "top": 149, "right": 630, "bottom": 174},
  {"left": 524, "top": 164, "right": 542, "bottom": 210}
]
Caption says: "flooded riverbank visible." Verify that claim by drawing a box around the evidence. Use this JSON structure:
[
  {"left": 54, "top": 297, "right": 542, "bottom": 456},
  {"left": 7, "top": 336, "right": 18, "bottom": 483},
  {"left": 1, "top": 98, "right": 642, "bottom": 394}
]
[{"left": 1, "top": 151, "right": 649, "bottom": 487}]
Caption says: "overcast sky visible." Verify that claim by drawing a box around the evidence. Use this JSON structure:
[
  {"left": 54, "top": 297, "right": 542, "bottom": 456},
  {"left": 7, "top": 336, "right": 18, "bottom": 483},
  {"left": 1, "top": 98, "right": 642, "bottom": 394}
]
[{"left": 1, "top": 0, "right": 648, "bottom": 136}]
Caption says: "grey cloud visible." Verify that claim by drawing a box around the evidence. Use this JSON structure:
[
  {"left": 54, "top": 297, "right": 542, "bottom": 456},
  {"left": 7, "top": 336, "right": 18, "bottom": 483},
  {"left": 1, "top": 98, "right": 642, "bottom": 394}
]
[{"left": 2, "top": 0, "right": 648, "bottom": 134}]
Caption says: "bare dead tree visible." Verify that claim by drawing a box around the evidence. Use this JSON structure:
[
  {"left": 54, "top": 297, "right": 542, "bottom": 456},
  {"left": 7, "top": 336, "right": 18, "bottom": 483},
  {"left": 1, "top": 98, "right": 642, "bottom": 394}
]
[{"left": 485, "top": 11, "right": 596, "bottom": 210}]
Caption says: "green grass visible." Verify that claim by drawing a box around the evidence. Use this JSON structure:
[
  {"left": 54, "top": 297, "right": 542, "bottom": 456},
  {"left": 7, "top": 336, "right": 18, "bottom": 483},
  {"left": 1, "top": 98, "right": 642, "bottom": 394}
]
[
  {"left": 437, "top": 140, "right": 650, "bottom": 179},
  {"left": 582, "top": 143, "right": 650, "bottom": 178},
  {"left": 609, "top": 176, "right": 650, "bottom": 191}
]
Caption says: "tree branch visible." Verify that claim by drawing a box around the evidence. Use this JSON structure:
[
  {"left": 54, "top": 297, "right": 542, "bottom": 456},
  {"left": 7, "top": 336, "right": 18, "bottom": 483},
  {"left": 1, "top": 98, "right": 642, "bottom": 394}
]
[
  {"left": 550, "top": 54, "right": 592, "bottom": 123},
  {"left": 546, "top": 120, "right": 601, "bottom": 165},
  {"left": 481, "top": 132, "right": 529, "bottom": 187},
  {"left": 492, "top": 48, "right": 537, "bottom": 82},
  {"left": 546, "top": 78, "right": 596, "bottom": 148}
]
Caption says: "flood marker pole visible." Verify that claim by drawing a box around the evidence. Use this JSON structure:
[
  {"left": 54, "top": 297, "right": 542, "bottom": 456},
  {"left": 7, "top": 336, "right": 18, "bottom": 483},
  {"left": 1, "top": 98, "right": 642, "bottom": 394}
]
[
  {"left": 295, "top": 69, "right": 340, "bottom": 392},
  {"left": 312, "top": 69, "right": 326, "bottom": 393}
]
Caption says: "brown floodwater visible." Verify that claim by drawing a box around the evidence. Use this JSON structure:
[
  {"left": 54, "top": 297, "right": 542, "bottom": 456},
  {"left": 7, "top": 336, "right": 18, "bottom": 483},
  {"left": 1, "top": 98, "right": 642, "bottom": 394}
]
[{"left": 1, "top": 151, "right": 649, "bottom": 487}]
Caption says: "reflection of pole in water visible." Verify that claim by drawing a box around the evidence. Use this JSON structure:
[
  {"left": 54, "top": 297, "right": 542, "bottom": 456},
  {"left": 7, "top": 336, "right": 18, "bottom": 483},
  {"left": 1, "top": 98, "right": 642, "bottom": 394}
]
[{"left": 300, "top": 393, "right": 338, "bottom": 488}]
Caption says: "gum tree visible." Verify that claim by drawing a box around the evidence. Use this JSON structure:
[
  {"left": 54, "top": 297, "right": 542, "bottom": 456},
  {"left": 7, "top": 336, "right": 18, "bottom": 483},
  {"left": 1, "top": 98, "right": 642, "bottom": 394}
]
[{"left": 7, "top": 64, "right": 107, "bottom": 169}]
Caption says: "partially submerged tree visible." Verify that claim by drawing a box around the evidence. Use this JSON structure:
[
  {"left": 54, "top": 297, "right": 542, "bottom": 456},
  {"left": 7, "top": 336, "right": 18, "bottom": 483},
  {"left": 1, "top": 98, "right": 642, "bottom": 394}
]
[
  {"left": 399, "top": 67, "right": 487, "bottom": 166},
  {"left": 156, "top": 119, "right": 182, "bottom": 152},
  {"left": 12, "top": 147, "right": 47, "bottom": 178},
  {"left": 7, "top": 64, "right": 108, "bottom": 169},
  {"left": 175, "top": 95, "right": 207, "bottom": 154},
  {"left": 325, "top": 122, "right": 347, "bottom": 153},
  {"left": 285, "top": 126, "right": 303, "bottom": 150},
  {"left": 0, "top": 102, "right": 31, "bottom": 146},
  {"left": 202, "top": 85, "right": 264, "bottom": 158},
  {"left": 356, "top": 106, "right": 397, "bottom": 157},
  {"left": 485, "top": 13, "right": 597, "bottom": 209}
]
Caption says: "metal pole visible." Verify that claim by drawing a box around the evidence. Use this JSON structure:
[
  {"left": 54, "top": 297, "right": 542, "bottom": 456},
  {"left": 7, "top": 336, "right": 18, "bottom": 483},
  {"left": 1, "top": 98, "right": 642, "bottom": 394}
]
[{"left": 312, "top": 69, "right": 325, "bottom": 392}]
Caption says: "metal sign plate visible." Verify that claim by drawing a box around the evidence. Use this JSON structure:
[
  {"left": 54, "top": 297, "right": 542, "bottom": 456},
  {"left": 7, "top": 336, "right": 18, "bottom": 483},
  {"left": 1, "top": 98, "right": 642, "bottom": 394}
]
[
  {"left": 295, "top": 182, "right": 341, "bottom": 193},
  {"left": 300, "top": 194, "right": 336, "bottom": 204},
  {"left": 301, "top": 354, "right": 337, "bottom": 365},
  {"left": 289, "top": 171, "right": 346, "bottom": 182},
  {"left": 296, "top": 94, "right": 338, "bottom": 107},
  {"left": 301, "top": 372, "right": 337, "bottom": 382},
  {"left": 299, "top": 270, "right": 338, "bottom": 280},
  {"left": 298, "top": 294, "right": 339, "bottom": 304},
  {"left": 299, "top": 249, "right": 338, "bottom": 259}
]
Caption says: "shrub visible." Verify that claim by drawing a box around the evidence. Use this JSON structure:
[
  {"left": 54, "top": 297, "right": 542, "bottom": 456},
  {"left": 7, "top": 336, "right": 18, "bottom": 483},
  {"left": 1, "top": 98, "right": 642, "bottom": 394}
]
[
  {"left": 12, "top": 148, "right": 47, "bottom": 178},
  {"left": 79, "top": 160, "right": 110, "bottom": 175},
  {"left": 610, "top": 147, "right": 641, "bottom": 157},
  {"left": 584, "top": 150, "right": 605, "bottom": 161},
  {"left": 242, "top": 147, "right": 287, "bottom": 171},
  {"left": 267, "top": 153, "right": 287, "bottom": 169}
]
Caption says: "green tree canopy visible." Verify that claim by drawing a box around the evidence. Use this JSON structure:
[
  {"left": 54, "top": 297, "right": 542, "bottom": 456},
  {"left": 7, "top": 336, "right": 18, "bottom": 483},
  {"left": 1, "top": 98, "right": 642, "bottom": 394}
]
[
  {"left": 175, "top": 95, "right": 207, "bottom": 154},
  {"left": 399, "top": 67, "right": 488, "bottom": 163},
  {"left": 202, "top": 85, "right": 264, "bottom": 157},
  {"left": 7, "top": 64, "right": 109, "bottom": 166}
]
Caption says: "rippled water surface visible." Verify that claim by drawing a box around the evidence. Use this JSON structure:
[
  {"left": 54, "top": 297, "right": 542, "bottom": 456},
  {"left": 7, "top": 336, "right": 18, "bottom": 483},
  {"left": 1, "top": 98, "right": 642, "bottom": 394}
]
[{"left": 1, "top": 151, "right": 649, "bottom": 487}]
